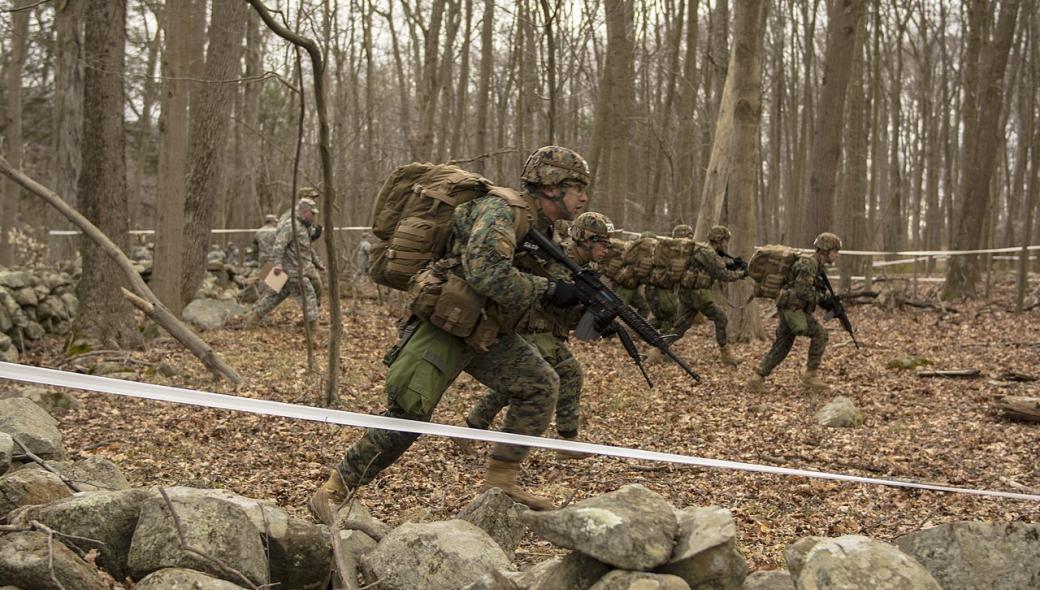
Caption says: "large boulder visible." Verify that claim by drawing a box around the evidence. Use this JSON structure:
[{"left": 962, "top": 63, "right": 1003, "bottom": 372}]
[
  {"left": 9, "top": 488, "right": 150, "bottom": 581},
  {"left": 361, "top": 519, "right": 512, "bottom": 590},
  {"left": 742, "top": 571, "right": 795, "bottom": 590},
  {"left": 0, "top": 468, "right": 72, "bottom": 518},
  {"left": 459, "top": 487, "right": 529, "bottom": 559},
  {"left": 156, "top": 487, "right": 330, "bottom": 590},
  {"left": 135, "top": 567, "right": 249, "bottom": 589},
  {"left": 895, "top": 521, "right": 1040, "bottom": 590},
  {"left": 335, "top": 529, "right": 378, "bottom": 589},
  {"left": 0, "top": 385, "right": 81, "bottom": 416},
  {"left": 127, "top": 489, "right": 268, "bottom": 587},
  {"left": 0, "top": 397, "right": 65, "bottom": 460},
  {"left": 0, "top": 531, "right": 108, "bottom": 590},
  {"left": 49, "top": 456, "right": 130, "bottom": 491},
  {"left": 657, "top": 506, "right": 747, "bottom": 589},
  {"left": 787, "top": 535, "right": 941, "bottom": 589},
  {"left": 521, "top": 484, "right": 678, "bottom": 571},
  {"left": 519, "top": 551, "right": 613, "bottom": 590},
  {"left": 0, "top": 432, "right": 12, "bottom": 476},
  {"left": 813, "top": 397, "right": 864, "bottom": 428},
  {"left": 589, "top": 571, "right": 691, "bottom": 590},
  {"left": 182, "top": 298, "right": 248, "bottom": 331}
]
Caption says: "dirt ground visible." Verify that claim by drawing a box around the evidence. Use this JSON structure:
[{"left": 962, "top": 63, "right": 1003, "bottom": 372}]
[{"left": 19, "top": 281, "right": 1040, "bottom": 571}]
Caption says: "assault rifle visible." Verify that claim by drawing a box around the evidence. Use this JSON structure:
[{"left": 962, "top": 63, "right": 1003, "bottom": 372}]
[
  {"left": 525, "top": 228, "right": 701, "bottom": 387},
  {"left": 719, "top": 250, "right": 748, "bottom": 273},
  {"left": 817, "top": 269, "right": 860, "bottom": 350}
]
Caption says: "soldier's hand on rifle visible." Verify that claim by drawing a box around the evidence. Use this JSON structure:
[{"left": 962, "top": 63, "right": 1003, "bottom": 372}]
[
  {"left": 546, "top": 279, "right": 581, "bottom": 308},
  {"left": 820, "top": 294, "right": 838, "bottom": 312}
]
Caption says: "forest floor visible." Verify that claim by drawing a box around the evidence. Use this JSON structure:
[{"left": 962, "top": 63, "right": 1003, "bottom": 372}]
[{"left": 19, "top": 280, "right": 1040, "bottom": 572}]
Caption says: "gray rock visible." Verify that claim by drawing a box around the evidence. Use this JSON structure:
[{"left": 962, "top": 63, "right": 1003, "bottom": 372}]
[
  {"left": 459, "top": 487, "right": 529, "bottom": 559},
  {"left": 521, "top": 484, "right": 678, "bottom": 571},
  {"left": 361, "top": 519, "right": 513, "bottom": 590},
  {"left": 813, "top": 396, "right": 863, "bottom": 428},
  {"left": 0, "top": 397, "right": 64, "bottom": 460},
  {"left": 463, "top": 569, "right": 524, "bottom": 590},
  {"left": 135, "top": 568, "right": 249, "bottom": 589},
  {"left": 0, "top": 466, "right": 72, "bottom": 517},
  {"left": 742, "top": 571, "right": 794, "bottom": 590},
  {"left": 37, "top": 296, "right": 69, "bottom": 321},
  {"left": 182, "top": 298, "right": 248, "bottom": 331},
  {"left": 335, "top": 529, "right": 378, "bottom": 590},
  {"left": 333, "top": 497, "right": 393, "bottom": 540},
  {"left": 0, "top": 432, "right": 12, "bottom": 476},
  {"left": 792, "top": 535, "right": 941, "bottom": 589},
  {"left": 12, "top": 287, "right": 37, "bottom": 307},
  {"left": 782, "top": 536, "right": 824, "bottom": 578},
  {"left": 127, "top": 490, "right": 268, "bottom": 587},
  {"left": 0, "top": 339, "right": 16, "bottom": 362},
  {"left": 53, "top": 456, "right": 130, "bottom": 491},
  {"left": 657, "top": 506, "right": 747, "bottom": 589},
  {"left": 896, "top": 521, "right": 1040, "bottom": 590},
  {"left": 60, "top": 292, "right": 79, "bottom": 317},
  {"left": 0, "top": 531, "right": 108, "bottom": 590},
  {"left": 0, "top": 271, "right": 29, "bottom": 289},
  {"left": 0, "top": 307, "right": 11, "bottom": 332},
  {"left": 521, "top": 551, "right": 613, "bottom": 590},
  {"left": 589, "top": 570, "right": 691, "bottom": 590},
  {"left": 0, "top": 385, "right": 81, "bottom": 416},
  {"left": 9, "top": 489, "right": 150, "bottom": 581},
  {"left": 23, "top": 321, "right": 45, "bottom": 341}
]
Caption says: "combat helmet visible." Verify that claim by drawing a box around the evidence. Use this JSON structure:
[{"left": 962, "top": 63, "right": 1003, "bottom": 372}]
[
  {"left": 264, "top": 214, "right": 278, "bottom": 224},
  {"left": 521, "top": 146, "right": 591, "bottom": 187},
  {"left": 813, "top": 232, "right": 842, "bottom": 251},
  {"left": 708, "top": 225, "right": 731, "bottom": 244},
  {"left": 297, "top": 187, "right": 320, "bottom": 199},
  {"left": 569, "top": 212, "right": 615, "bottom": 243},
  {"left": 672, "top": 224, "right": 694, "bottom": 239}
]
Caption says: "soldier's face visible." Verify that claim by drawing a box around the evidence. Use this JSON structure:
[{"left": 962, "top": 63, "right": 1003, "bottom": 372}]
[
  {"left": 556, "top": 182, "right": 588, "bottom": 221},
  {"left": 821, "top": 249, "right": 840, "bottom": 265},
  {"left": 589, "top": 239, "right": 610, "bottom": 262}
]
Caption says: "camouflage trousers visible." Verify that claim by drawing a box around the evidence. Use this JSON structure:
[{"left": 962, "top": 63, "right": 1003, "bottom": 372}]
[
  {"left": 646, "top": 286, "right": 679, "bottom": 335},
  {"left": 756, "top": 308, "right": 829, "bottom": 376},
  {"left": 673, "top": 288, "right": 728, "bottom": 346},
  {"left": 337, "top": 327, "right": 558, "bottom": 488},
  {"left": 252, "top": 276, "right": 319, "bottom": 322},
  {"left": 613, "top": 285, "right": 651, "bottom": 320},
  {"left": 466, "top": 332, "right": 583, "bottom": 437}
]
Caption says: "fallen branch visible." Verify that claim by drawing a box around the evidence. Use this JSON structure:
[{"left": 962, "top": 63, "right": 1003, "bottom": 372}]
[
  {"left": 0, "top": 156, "right": 242, "bottom": 385},
  {"left": 915, "top": 369, "right": 982, "bottom": 379},
  {"left": 995, "top": 396, "right": 1040, "bottom": 422},
  {"left": 11, "top": 437, "right": 83, "bottom": 493}
]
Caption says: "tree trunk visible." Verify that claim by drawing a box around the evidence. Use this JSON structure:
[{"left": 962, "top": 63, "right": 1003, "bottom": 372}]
[
  {"left": 839, "top": 14, "right": 868, "bottom": 292},
  {"left": 596, "top": 0, "right": 636, "bottom": 225},
  {"left": 75, "top": 0, "right": 142, "bottom": 349},
  {"left": 945, "top": 0, "right": 1022, "bottom": 298},
  {"left": 1, "top": 0, "right": 30, "bottom": 265},
  {"left": 697, "top": 0, "right": 768, "bottom": 342},
  {"left": 416, "top": 0, "right": 447, "bottom": 160},
  {"left": 49, "top": 0, "right": 84, "bottom": 263},
  {"left": 179, "top": 1, "right": 248, "bottom": 305}
]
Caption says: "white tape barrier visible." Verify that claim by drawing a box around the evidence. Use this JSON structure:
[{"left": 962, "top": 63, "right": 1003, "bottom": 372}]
[
  {"left": 1, "top": 362, "right": 1037, "bottom": 503},
  {"left": 48, "top": 227, "right": 372, "bottom": 237}
]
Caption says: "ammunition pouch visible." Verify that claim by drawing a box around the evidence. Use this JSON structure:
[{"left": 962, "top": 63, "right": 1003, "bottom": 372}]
[
  {"left": 680, "top": 269, "right": 712, "bottom": 290},
  {"left": 409, "top": 260, "right": 506, "bottom": 352}
]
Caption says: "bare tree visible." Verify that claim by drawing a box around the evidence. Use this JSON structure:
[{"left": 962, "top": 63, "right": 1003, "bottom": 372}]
[
  {"left": 49, "top": 0, "right": 83, "bottom": 263},
  {"left": 1, "top": 0, "right": 31, "bottom": 265}
]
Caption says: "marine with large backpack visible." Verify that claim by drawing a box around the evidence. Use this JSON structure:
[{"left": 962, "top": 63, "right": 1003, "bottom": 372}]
[{"left": 308, "top": 146, "right": 592, "bottom": 523}]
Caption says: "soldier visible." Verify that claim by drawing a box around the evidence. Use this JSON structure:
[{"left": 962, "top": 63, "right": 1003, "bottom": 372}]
[
  {"left": 308, "top": 146, "right": 591, "bottom": 523},
  {"left": 668, "top": 225, "right": 748, "bottom": 366},
  {"left": 206, "top": 243, "right": 225, "bottom": 265},
  {"left": 672, "top": 224, "right": 694, "bottom": 239},
  {"left": 243, "top": 193, "right": 326, "bottom": 334},
  {"left": 464, "top": 211, "right": 616, "bottom": 460},
  {"left": 252, "top": 214, "right": 279, "bottom": 266},
  {"left": 747, "top": 232, "right": 842, "bottom": 392},
  {"left": 643, "top": 230, "right": 678, "bottom": 335}
]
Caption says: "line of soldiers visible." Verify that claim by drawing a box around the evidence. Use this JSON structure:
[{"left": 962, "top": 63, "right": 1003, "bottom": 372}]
[{"left": 303, "top": 145, "right": 847, "bottom": 523}]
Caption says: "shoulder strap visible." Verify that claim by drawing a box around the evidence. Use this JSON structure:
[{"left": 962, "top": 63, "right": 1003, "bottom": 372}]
[{"left": 487, "top": 186, "right": 535, "bottom": 241}]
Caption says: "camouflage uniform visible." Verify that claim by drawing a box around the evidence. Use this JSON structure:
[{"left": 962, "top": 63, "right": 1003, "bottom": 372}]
[
  {"left": 337, "top": 190, "right": 565, "bottom": 488},
  {"left": 253, "top": 218, "right": 279, "bottom": 265},
  {"left": 755, "top": 255, "right": 828, "bottom": 376},
  {"left": 673, "top": 245, "right": 746, "bottom": 345},
  {"left": 645, "top": 285, "right": 679, "bottom": 335},
  {"left": 251, "top": 209, "right": 320, "bottom": 322},
  {"left": 613, "top": 283, "right": 652, "bottom": 319},
  {"left": 466, "top": 238, "right": 590, "bottom": 438}
]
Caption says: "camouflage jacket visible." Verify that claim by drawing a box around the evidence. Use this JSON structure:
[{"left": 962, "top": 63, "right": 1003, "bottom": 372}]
[
  {"left": 514, "top": 238, "right": 589, "bottom": 336},
  {"left": 253, "top": 225, "right": 278, "bottom": 265},
  {"left": 690, "top": 245, "right": 745, "bottom": 290},
  {"left": 273, "top": 212, "right": 319, "bottom": 275},
  {"left": 779, "top": 255, "right": 823, "bottom": 310}
]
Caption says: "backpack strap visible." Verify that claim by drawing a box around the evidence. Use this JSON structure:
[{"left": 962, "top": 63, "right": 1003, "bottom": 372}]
[{"left": 487, "top": 186, "right": 535, "bottom": 241}]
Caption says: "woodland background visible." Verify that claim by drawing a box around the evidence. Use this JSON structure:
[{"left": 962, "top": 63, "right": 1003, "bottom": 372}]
[{"left": 1, "top": 0, "right": 1039, "bottom": 340}]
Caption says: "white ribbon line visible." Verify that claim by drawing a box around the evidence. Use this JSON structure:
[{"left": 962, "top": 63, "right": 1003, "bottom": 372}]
[
  {"left": 48, "top": 227, "right": 372, "bottom": 236},
  {"left": 1, "top": 362, "right": 1037, "bottom": 503}
]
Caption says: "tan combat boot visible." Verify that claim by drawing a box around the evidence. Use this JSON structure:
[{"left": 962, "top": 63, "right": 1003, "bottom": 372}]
[
  {"left": 308, "top": 469, "right": 350, "bottom": 527},
  {"left": 747, "top": 371, "right": 766, "bottom": 393},
  {"left": 480, "top": 458, "right": 554, "bottom": 511},
  {"left": 719, "top": 345, "right": 739, "bottom": 367},
  {"left": 801, "top": 368, "right": 830, "bottom": 391},
  {"left": 555, "top": 433, "right": 592, "bottom": 460}
]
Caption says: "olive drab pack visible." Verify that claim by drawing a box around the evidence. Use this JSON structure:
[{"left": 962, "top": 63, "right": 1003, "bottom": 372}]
[
  {"left": 599, "top": 238, "right": 629, "bottom": 279},
  {"left": 368, "top": 163, "right": 531, "bottom": 291},
  {"left": 680, "top": 242, "right": 716, "bottom": 290},
  {"left": 613, "top": 235, "right": 658, "bottom": 289},
  {"left": 649, "top": 237, "right": 694, "bottom": 289},
  {"left": 747, "top": 245, "right": 802, "bottom": 298}
]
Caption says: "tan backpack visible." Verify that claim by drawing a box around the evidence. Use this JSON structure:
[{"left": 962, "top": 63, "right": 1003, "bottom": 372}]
[
  {"left": 368, "top": 163, "right": 531, "bottom": 291},
  {"left": 599, "top": 238, "right": 629, "bottom": 280},
  {"left": 649, "top": 237, "right": 694, "bottom": 289},
  {"left": 747, "top": 245, "right": 802, "bottom": 298},
  {"left": 613, "top": 236, "right": 657, "bottom": 289},
  {"left": 679, "top": 242, "right": 715, "bottom": 289}
]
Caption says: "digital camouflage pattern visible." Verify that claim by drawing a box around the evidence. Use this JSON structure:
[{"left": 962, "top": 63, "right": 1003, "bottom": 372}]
[
  {"left": 813, "top": 231, "right": 842, "bottom": 251},
  {"left": 253, "top": 223, "right": 278, "bottom": 265},
  {"left": 708, "top": 225, "right": 732, "bottom": 243},
  {"left": 672, "top": 245, "right": 746, "bottom": 345},
  {"left": 250, "top": 210, "right": 321, "bottom": 321},
  {"left": 756, "top": 254, "right": 828, "bottom": 376},
  {"left": 521, "top": 146, "right": 591, "bottom": 187},
  {"left": 569, "top": 212, "right": 614, "bottom": 242},
  {"left": 614, "top": 283, "right": 652, "bottom": 319},
  {"left": 252, "top": 276, "right": 319, "bottom": 322},
  {"left": 337, "top": 187, "right": 566, "bottom": 486},
  {"left": 672, "top": 224, "right": 694, "bottom": 239}
]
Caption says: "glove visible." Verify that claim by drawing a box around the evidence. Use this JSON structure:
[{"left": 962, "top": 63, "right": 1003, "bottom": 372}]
[
  {"left": 820, "top": 294, "right": 838, "bottom": 312},
  {"left": 546, "top": 279, "right": 580, "bottom": 308}
]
